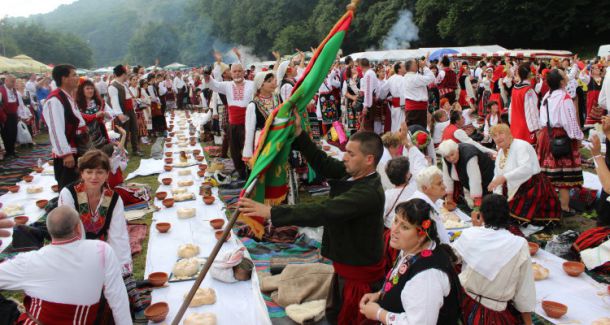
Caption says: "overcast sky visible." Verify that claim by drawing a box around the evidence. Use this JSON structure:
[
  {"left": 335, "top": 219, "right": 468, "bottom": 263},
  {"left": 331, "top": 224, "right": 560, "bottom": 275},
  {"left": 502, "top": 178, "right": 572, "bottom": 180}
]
[{"left": 0, "top": 0, "right": 77, "bottom": 18}]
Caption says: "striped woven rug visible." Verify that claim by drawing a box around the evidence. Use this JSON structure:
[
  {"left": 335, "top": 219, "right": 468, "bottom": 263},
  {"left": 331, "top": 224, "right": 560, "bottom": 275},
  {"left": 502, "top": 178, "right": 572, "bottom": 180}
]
[{"left": 0, "top": 143, "right": 52, "bottom": 195}]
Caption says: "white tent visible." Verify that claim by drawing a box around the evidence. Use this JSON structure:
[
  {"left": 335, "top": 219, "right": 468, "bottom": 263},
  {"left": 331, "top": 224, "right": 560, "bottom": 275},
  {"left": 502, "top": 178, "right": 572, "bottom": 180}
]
[
  {"left": 343, "top": 45, "right": 508, "bottom": 63},
  {"left": 164, "top": 62, "right": 188, "bottom": 71}
]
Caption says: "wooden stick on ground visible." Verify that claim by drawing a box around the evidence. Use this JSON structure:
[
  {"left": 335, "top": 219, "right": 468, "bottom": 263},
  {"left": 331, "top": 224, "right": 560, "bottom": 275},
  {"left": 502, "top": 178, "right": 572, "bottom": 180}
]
[{"left": 171, "top": 178, "right": 258, "bottom": 325}]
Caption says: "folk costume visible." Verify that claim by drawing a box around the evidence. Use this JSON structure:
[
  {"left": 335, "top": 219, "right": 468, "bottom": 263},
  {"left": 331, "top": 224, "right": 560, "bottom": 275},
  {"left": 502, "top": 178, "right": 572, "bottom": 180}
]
[
  {"left": 404, "top": 67, "right": 435, "bottom": 128},
  {"left": 509, "top": 81, "right": 540, "bottom": 144}
]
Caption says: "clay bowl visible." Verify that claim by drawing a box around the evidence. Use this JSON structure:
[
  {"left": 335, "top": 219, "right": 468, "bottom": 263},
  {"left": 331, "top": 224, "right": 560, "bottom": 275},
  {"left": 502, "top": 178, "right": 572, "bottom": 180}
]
[
  {"left": 22, "top": 175, "right": 33, "bottom": 183},
  {"left": 148, "top": 272, "right": 168, "bottom": 287},
  {"left": 528, "top": 242, "right": 540, "bottom": 256},
  {"left": 164, "top": 152, "right": 173, "bottom": 158},
  {"left": 214, "top": 229, "right": 231, "bottom": 242},
  {"left": 322, "top": 145, "right": 331, "bottom": 151},
  {"left": 36, "top": 199, "right": 48, "bottom": 209},
  {"left": 169, "top": 132, "right": 175, "bottom": 137},
  {"left": 541, "top": 300, "right": 567, "bottom": 319},
  {"left": 51, "top": 184, "right": 59, "bottom": 193},
  {"left": 162, "top": 198, "right": 175, "bottom": 208},
  {"left": 165, "top": 137, "right": 172, "bottom": 142},
  {"left": 562, "top": 261, "right": 585, "bottom": 277},
  {"left": 193, "top": 149, "right": 201, "bottom": 156},
  {"left": 203, "top": 195, "right": 215, "bottom": 205},
  {"left": 443, "top": 200, "right": 457, "bottom": 211},
  {"left": 164, "top": 158, "right": 173, "bottom": 164},
  {"left": 48, "top": 160, "right": 54, "bottom": 166},
  {"left": 195, "top": 155, "right": 204, "bottom": 162},
  {"left": 190, "top": 141, "right": 197, "bottom": 146},
  {"left": 163, "top": 165, "right": 173, "bottom": 172},
  {"left": 210, "top": 218, "right": 225, "bottom": 230},
  {"left": 198, "top": 164, "right": 208, "bottom": 172},
  {"left": 155, "top": 191, "right": 168, "bottom": 200},
  {"left": 8, "top": 185, "right": 20, "bottom": 193},
  {"left": 144, "top": 302, "right": 169, "bottom": 323},
  {"left": 14, "top": 216, "right": 29, "bottom": 225},
  {"left": 155, "top": 222, "right": 171, "bottom": 233},
  {"left": 161, "top": 178, "right": 172, "bottom": 186},
  {"left": 197, "top": 170, "right": 205, "bottom": 178},
  {"left": 32, "top": 167, "right": 43, "bottom": 173},
  {"left": 165, "top": 143, "right": 173, "bottom": 148},
  {"left": 189, "top": 136, "right": 197, "bottom": 142}
]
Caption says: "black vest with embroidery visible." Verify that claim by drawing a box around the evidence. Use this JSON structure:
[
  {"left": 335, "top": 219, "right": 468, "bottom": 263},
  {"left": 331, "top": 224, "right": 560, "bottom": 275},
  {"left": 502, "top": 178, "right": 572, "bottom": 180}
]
[
  {"left": 67, "top": 186, "right": 120, "bottom": 240},
  {"left": 444, "top": 143, "right": 494, "bottom": 194}
]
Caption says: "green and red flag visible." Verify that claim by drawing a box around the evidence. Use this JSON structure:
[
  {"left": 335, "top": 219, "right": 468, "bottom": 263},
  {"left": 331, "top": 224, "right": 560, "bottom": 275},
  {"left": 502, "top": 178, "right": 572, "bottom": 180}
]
[{"left": 238, "top": 7, "right": 356, "bottom": 239}]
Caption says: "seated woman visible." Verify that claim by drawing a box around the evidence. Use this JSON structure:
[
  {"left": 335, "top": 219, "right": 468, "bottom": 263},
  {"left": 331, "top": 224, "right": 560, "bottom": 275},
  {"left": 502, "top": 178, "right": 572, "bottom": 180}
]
[
  {"left": 411, "top": 166, "right": 451, "bottom": 244},
  {"left": 438, "top": 139, "right": 494, "bottom": 209},
  {"left": 58, "top": 150, "right": 142, "bottom": 316},
  {"left": 453, "top": 194, "right": 535, "bottom": 325},
  {"left": 359, "top": 199, "right": 462, "bottom": 325},
  {"left": 487, "top": 124, "right": 561, "bottom": 224}
]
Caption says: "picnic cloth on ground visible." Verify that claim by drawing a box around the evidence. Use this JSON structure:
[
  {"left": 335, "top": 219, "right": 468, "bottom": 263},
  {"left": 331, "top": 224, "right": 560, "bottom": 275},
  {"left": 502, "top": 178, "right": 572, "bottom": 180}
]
[
  {"left": 260, "top": 263, "right": 334, "bottom": 307},
  {"left": 125, "top": 158, "right": 164, "bottom": 180}
]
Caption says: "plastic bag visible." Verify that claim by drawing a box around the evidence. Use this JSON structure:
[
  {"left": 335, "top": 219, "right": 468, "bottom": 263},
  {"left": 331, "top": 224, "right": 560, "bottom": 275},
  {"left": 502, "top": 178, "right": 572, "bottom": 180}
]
[{"left": 16, "top": 121, "right": 32, "bottom": 144}]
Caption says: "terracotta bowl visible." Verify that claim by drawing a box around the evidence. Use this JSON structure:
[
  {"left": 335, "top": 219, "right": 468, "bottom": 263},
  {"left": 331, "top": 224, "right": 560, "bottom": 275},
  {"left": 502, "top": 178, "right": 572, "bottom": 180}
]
[
  {"left": 148, "top": 272, "right": 168, "bottom": 287},
  {"left": 8, "top": 185, "right": 20, "bottom": 193},
  {"left": 541, "top": 300, "right": 567, "bottom": 319},
  {"left": 155, "top": 192, "right": 168, "bottom": 200},
  {"left": 528, "top": 242, "right": 540, "bottom": 256},
  {"left": 210, "top": 218, "right": 225, "bottom": 230},
  {"left": 144, "top": 302, "right": 169, "bottom": 323},
  {"left": 48, "top": 160, "right": 54, "bottom": 166},
  {"left": 155, "top": 222, "right": 171, "bottom": 233},
  {"left": 51, "top": 184, "right": 59, "bottom": 193},
  {"left": 193, "top": 149, "right": 201, "bottom": 155},
  {"left": 36, "top": 199, "right": 48, "bottom": 209},
  {"left": 562, "top": 261, "right": 585, "bottom": 277},
  {"left": 163, "top": 165, "right": 173, "bottom": 172},
  {"left": 198, "top": 164, "right": 208, "bottom": 172},
  {"left": 32, "top": 167, "right": 43, "bottom": 173},
  {"left": 197, "top": 170, "right": 205, "bottom": 178},
  {"left": 169, "top": 132, "right": 175, "bottom": 137},
  {"left": 165, "top": 143, "right": 173, "bottom": 148},
  {"left": 162, "top": 198, "right": 175, "bottom": 208},
  {"left": 161, "top": 178, "right": 172, "bottom": 186},
  {"left": 164, "top": 158, "right": 173, "bottom": 164},
  {"left": 195, "top": 155, "right": 204, "bottom": 162},
  {"left": 322, "top": 145, "right": 331, "bottom": 151},
  {"left": 22, "top": 175, "right": 33, "bottom": 183},
  {"left": 443, "top": 200, "right": 457, "bottom": 211},
  {"left": 164, "top": 152, "right": 172, "bottom": 157},
  {"left": 201, "top": 181, "right": 213, "bottom": 188},
  {"left": 14, "top": 216, "right": 29, "bottom": 225},
  {"left": 189, "top": 136, "right": 197, "bottom": 142},
  {"left": 215, "top": 229, "right": 231, "bottom": 242},
  {"left": 165, "top": 137, "right": 172, "bottom": 142},
  {"left": 190, "top": 141, "right": 197, "bottom": 146},
  {"left": 203, "top": 196, "right": 215, "bottom": 205}
]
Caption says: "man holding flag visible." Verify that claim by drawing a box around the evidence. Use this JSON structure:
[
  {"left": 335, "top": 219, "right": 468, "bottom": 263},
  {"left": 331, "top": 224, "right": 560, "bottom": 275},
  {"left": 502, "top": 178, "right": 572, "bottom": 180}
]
[{"left": 239, "top": 118, "right": 385, "bottom": 324}]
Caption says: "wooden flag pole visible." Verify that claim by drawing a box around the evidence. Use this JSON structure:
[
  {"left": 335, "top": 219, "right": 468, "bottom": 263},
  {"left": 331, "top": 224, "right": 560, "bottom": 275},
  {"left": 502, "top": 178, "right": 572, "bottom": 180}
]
[{"left": 171, "top": 178, "right": 258, "bottom": 325}]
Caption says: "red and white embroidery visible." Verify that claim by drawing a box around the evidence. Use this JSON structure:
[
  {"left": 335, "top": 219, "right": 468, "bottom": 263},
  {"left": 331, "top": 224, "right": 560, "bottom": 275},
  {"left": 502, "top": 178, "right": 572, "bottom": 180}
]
[{"left": 232, "top": 83, "right": 245, "bottom": 101}]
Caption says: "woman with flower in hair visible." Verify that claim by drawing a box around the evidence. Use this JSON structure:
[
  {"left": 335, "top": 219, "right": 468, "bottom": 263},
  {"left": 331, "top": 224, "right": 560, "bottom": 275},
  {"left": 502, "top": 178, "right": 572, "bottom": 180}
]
[{"left": 359, "top": 198, "right": 462, "bottom": 325}]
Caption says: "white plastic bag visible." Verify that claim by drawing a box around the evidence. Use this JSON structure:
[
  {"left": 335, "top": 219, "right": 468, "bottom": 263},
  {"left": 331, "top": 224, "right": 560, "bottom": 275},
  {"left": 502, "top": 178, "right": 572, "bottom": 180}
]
[{"left": 16, "top": 121, "right": 32, "bottom": 144}]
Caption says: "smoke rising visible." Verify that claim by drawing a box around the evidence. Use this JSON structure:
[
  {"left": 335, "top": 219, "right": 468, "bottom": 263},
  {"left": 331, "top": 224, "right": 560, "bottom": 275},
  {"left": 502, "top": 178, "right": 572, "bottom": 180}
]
[{"left": 382, "top": 10, "right": 419, "bottom": 50}]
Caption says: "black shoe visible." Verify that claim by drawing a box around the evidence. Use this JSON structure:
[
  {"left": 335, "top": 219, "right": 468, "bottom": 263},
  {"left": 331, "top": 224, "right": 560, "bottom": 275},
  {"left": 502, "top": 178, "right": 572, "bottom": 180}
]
[{"left": 561, "top": 209, "right": 576, "bottom": 218}]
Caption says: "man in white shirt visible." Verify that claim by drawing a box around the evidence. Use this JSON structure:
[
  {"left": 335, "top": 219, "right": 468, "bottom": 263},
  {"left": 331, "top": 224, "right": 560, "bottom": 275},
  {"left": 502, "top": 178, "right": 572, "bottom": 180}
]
[
  {"left": 202, "top": 54, "right": 255, "bottom": 179},
  {"left": 95, "top": 75, "right": 109, "bottom": 102},
  {"left": 0, "top": 206, "right": 132, "bottom": 325},
  {"left": 379, "top": 62, "right": 407, "bottom": 132},
  {"left": 359, "top": 58, "right": 379, "bottom": 131},
  {"left": 108, "top": 65, "right": 141, "bottom": 156},
  {"left": 403, "top": 57, "right": 435, "bottom": 128},
  {"left": 0, "top": 75, "right": 29, "bottom": 157},
  {"left": 173, "top": 71, "right": 187, "bottom": 109},
  {"left": 25, "top": 74, "right": 38, "bottom": 106}
]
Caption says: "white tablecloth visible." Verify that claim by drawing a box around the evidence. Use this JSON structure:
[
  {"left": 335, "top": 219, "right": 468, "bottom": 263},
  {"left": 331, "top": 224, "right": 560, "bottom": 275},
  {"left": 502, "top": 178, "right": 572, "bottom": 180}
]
[
  {"left": 533, "top": 249, "right": 610, "bottom": 324},
  {"left": 145, "top": 112, "right": 271, "bottom": 324},
  {"left": 0, "top": 164, "right": 58, "bottom": 253}
]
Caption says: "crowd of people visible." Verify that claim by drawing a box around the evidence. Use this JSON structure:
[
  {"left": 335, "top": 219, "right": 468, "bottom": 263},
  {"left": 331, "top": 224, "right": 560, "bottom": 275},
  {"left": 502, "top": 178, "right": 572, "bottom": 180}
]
[{"left": 0, "top": 47, "right": 608, "bottom": 324}]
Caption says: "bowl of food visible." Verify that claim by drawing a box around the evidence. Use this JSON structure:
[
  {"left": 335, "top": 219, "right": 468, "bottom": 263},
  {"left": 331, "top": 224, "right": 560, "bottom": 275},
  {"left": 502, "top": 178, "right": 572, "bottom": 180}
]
[
  {"left": 203, "top": 196, "right": 215, "bottom": 205},
  {"left": 8, "top": 185, "right": 20, "bottom": 193},
  {"left": 165, "top": 137, "right": 172, "bottom": 142},
  {"left": 22, "top": 175, "right": 33, "bottom": 183},
  {"left": 443, "top": 200, "right": 457, "bottom": 211},
  {"left": 51, "top": 184, "right": 59, "bottom": 193},
  {"left": 161, "top": 178, "right": 172, "bottom": 186},
  {"left": 195, "top": 155, "right": 204, "bottom": 162},
  {"left": 198, "top": 164, "right": 208, "bottom": 172},
  {"left": 164, "top": 158, "right": 173, "bottom": 164},
  {"left": 14, "top": 216, "right": 29, "bottom": 225},
  {"left": 165, "top": 143, "right": 173, "bottom": 148},
  {"left": 164, "top": 152, "right": 172, "bottom": 158},
  {"left": 163, "top": 165, "right": 173, "bottom": 172},
  {"left": 210, "top": 218, "right": 225, "bottom": 230},
  {"left": 144, "top": 302, "right": 169, "bottom": 322},
  {"left": 193, "top": 149, "right": 201, "bottom": 156},
  {"left": 147, "top": 272, "right": 168, "bottom": 287},
  {"left": 162, "top": 198, "right": 175, "bottom": 208},
  {"left": 541, "top": 300, "right": 567, "bottom": 319},
  {"left": 528, "top": 242, "right": 540, "bottom": 256},
  {"left": 155, "top": 222, "right": 171, "bottom": 233},
  {"left": 155, "top": 192, "right": 168, "bottom": 200},
  {"left": 562, "top": 261, "right": 585, "bottom": 277},
  {"left": 169, "top": 132, "right": 175, "bottom": 137},
  {"left": 36, "top": 199, "right": 49, "bottom": 209},
  {"left": 214, "top": 229, "right": 231, "bottom": 242},
  {"left": 197, "top": 170, "right": 205, "bottom": 178}
]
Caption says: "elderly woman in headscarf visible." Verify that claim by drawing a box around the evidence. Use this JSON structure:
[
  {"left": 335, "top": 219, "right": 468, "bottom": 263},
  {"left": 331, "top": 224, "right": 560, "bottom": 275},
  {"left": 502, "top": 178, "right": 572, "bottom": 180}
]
[
  {"left": 242, "top": 71, "right": 279, "bottom": 163},
  {"left": 487, "top": 123, "right": 561, "bottom": 224},
  {"left": 437, "top": 139, "right": 494, "bottom": 209}
]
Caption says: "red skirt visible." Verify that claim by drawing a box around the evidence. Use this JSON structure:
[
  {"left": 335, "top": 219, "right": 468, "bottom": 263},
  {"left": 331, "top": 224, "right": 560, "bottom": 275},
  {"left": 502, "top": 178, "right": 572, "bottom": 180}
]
[
  {"left": 458, "top": 89, "right": 471, "bottom": 107},
  {"left": 488, "top": 93, "right": 503, "bottom": 112},
  {"left": 584, "top": 89, "right": 603, "bottom": 127},
  {"left": 461, "top": 292, "right": 522, "bottom": 325},
  {"left": 505, "top": 173, "right": 561, "bottom": 223},
  {"left": 536, "top": 127, "right": 583, "bottom": 188}
]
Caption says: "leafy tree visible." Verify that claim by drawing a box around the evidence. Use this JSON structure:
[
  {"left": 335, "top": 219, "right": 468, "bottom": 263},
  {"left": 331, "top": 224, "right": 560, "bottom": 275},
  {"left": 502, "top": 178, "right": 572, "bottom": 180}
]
[{"left": 127, "top": 23, "right": 180, "bottom": 66}]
